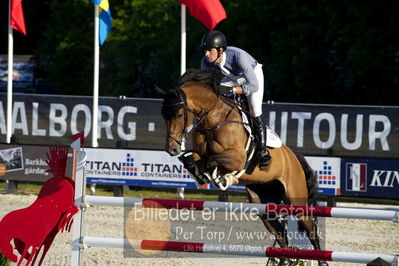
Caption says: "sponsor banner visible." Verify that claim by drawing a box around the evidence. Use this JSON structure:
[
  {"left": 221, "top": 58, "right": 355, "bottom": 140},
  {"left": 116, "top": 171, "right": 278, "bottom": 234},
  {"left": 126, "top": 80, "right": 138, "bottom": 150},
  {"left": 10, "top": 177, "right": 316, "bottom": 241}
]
[
  {"left": 0, "top": 55, "right": 35, "bottom": 89},
  {"left": 0, "top": 94, "right": 163, "bottom": 149},
  {"left": 85, "top": 148, "right": 247, "bottom": 191},
  {"left": 341, "top": 158, "right": 399, "bottom": 199},
  {"left": 1, "top": 93, "right": 398, "bottom": 158},
  {"left": 305, "top": 156, "right": 341, "bottom": 195},
  {"left": 85, "top": 149, "right": 341, "bottom": 194},
  {"left": 0, "top": 144, "right": 73, "bottom": 182},
  {"left": 85, "top": 148, "right": 197, "bottom": 188},
  {"left": 1, "top": 142, "right": 397, "bottom": 199},
  {"left": 266, "top": 103, "right": 399, "bottom": 158}
]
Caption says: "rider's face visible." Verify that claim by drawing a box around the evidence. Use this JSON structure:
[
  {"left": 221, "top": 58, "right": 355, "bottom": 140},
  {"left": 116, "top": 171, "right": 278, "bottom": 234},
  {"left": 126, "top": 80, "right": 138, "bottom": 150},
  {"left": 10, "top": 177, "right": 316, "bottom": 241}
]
[{"left": 204, "top": 48, "right": 222, "bottom": 63}]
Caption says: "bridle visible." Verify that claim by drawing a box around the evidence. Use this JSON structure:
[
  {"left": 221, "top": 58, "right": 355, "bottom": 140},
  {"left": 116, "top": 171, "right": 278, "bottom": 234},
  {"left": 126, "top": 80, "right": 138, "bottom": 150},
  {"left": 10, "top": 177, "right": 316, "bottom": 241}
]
[{"left": 162, "top": 87, "right": 220, "bottom": 146}]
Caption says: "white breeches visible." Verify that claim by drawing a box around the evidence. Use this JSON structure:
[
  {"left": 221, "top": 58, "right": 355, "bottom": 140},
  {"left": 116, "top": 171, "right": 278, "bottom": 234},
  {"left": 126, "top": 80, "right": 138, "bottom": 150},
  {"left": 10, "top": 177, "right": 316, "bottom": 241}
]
[{"left": 247, "top": 64, "right": 264, "bottom": 117}]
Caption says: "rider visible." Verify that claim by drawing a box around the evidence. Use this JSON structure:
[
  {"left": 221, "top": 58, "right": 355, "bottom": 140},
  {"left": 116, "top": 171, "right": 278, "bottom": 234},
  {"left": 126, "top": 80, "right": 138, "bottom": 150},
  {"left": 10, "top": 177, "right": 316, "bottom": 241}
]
[{"left": 200, "top": 30, "right": 271, "bottom": 168}]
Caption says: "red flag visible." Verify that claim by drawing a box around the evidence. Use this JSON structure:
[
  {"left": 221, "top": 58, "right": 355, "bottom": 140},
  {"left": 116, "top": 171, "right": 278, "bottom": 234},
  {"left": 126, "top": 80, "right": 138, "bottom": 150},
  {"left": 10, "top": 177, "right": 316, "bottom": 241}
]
[
  {"left": 179, "top": 0, "right": 226, "bottom": 30},
  {"left": 10, "top": 0, "right": 26, "bottom": 35}
]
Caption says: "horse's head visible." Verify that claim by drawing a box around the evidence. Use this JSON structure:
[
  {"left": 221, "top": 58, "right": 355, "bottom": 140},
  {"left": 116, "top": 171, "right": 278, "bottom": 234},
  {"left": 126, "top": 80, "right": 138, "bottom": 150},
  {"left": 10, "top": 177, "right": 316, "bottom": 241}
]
[
  {"left": 162, "top": 68, "right": 224, "bottom": 156},
  {"left": 162, "top": 88, "right": 196, "bottom": 156}
]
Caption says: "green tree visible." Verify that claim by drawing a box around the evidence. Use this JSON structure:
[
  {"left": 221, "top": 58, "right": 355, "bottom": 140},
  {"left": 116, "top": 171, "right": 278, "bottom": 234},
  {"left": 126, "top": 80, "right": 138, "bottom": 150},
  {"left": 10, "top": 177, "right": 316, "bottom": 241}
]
[
  {"left": 35, "top": 0, "right": 93, "bottom": 95},
  {"left": 3, "top": 0, "right": 398, "bottom": 105}
]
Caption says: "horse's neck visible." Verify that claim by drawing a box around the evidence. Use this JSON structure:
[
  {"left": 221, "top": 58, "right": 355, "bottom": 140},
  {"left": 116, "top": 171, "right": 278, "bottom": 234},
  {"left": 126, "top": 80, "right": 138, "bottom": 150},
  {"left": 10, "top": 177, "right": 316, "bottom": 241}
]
[
  {"left": 183, "top": 83, "right": 238, "bottom": 127},
  {"left": 183, "top": 82, "right": 218, "bottom": 111}
]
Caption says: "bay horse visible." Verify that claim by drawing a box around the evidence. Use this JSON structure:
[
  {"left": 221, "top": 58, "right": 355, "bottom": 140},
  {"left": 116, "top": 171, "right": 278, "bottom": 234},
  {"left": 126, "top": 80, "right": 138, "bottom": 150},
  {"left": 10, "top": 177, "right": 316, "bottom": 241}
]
[{"left": 162, "top": 68, "right": 328, "bottom": 265}]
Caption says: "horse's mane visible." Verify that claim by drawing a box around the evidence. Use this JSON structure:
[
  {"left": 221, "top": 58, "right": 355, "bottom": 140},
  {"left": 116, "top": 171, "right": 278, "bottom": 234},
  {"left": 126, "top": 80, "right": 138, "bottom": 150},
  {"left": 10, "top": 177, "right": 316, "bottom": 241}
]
[
  {"left": 175, "top": 68, "right": 248, "bottom": 116},
  {"left": 161, "top": 68, "right": 240, "bottom": 120},
  {"left": 177, "top": 68, "right": 223, "bottom": 92}
]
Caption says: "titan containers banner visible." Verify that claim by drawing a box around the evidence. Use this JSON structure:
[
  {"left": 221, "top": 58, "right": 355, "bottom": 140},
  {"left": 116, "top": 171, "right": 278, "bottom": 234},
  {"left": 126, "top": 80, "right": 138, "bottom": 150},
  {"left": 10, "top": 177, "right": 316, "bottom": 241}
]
[
  {"left": 85, "top": 148, "right": 196, "bottom": 188},
  {"left": 84, "top": 148, "right": 245, "bottom": 191},
  {"left": 341, "top": 158, "right": 399, "bottom": 199},
  {"left": 305, "top": 156, "right": 341, "bottom": 196},
  {"left": 1, "top": 93, "right": 398, "bottom": 159},
  {"left": 85, "top": 148, "right": 341, "bottom": 194}
]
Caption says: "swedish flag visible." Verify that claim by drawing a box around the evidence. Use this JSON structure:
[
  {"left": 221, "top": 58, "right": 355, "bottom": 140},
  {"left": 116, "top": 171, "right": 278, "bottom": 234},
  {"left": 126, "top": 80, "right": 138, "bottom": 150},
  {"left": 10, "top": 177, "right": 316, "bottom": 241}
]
[{"left": 92, "top": 0, "right": 112, "bottom": 45}]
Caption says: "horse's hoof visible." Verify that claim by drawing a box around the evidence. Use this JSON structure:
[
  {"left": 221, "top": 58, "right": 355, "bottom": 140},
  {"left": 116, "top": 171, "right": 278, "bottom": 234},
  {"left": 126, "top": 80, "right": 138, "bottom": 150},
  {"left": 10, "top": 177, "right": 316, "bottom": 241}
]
[
  {"left": 212, "top": 175, "right": 229, "bottom": 191},
  {"left": 197, "top": 175, "right": 210, "bottom": 185},
  {"left": 217, "top": 177, "right": 228, "bottom": 191}
]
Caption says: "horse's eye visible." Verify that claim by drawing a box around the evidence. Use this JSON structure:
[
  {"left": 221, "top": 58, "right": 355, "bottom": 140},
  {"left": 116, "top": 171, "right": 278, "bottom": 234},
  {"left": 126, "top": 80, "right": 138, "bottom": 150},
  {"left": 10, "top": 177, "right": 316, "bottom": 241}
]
[{"left": 176, "top": 114, "right": 183, "bottom": 119}]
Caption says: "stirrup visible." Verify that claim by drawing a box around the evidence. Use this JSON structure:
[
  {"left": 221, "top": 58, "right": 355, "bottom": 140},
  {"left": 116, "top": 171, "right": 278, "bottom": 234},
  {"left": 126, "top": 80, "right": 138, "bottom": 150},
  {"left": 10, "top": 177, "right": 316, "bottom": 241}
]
[{"left": 259, "top": 149, "right": 271, "bottom": 170}]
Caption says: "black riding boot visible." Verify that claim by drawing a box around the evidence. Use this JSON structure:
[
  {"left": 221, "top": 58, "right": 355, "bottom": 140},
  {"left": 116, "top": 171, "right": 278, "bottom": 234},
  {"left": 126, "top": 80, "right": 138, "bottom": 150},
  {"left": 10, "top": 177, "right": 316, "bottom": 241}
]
[{"left": 254, "top": 116, "right": 271, "bottom": 169}]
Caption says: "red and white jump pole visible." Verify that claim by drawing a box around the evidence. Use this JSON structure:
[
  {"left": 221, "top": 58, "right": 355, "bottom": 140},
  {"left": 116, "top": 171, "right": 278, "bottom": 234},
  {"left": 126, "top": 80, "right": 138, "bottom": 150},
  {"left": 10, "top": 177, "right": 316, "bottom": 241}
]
[
  {"left": 82, "top": 237, "right": 398, "bottom": 264},
  {"left": 84, "top": 196, "right": 399, "bottom": 222}
]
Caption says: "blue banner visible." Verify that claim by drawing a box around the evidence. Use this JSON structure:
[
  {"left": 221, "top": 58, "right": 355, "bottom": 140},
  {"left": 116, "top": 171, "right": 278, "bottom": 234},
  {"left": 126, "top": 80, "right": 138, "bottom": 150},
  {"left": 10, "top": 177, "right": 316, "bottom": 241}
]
[{"left": 341, "top": 158, "right": 399, "bottom": 199}]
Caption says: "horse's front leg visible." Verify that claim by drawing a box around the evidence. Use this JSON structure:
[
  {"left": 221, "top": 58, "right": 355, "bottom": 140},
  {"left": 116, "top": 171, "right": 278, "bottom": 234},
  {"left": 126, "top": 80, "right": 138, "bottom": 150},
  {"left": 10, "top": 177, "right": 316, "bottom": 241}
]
[
  {"left": 205, "top": 148, "right": 246, "bottom": 190},
  {"left": 178, "top": 152, "right": 210, "bottom": 185}
]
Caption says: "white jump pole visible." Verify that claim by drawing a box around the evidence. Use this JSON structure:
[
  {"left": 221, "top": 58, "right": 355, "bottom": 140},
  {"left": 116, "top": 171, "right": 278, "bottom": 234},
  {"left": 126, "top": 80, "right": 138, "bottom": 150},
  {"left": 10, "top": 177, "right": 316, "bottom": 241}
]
[
  {"left": 81, "top": 237, "right": 398, "bottom": 264},
  {"left": 84, "top": 196, "right": 399, "bottom": 222}
]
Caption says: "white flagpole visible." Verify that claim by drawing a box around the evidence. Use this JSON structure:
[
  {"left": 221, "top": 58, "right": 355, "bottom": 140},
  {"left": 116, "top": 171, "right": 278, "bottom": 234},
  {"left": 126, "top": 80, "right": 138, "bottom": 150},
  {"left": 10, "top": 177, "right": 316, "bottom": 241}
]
[
  {"left": 6, "top": 0, "right": 14, "bottom": 144},
  {"left": 178, "top": 4, "right": 187, "bottom": 200},
  {"left": 92, "top": 5, "right": 100, "bottom": 148},
  {"left": 180, "top": 4, "right": 186, "bottom": 76},
  {"left": 180, "top": 4, "right": 186, "bottom": 151}
]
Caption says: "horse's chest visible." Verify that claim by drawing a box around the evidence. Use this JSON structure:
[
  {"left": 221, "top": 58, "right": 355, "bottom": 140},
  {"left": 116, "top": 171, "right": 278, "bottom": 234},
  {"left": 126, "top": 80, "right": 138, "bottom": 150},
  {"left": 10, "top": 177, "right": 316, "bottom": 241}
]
[{"left": 205, "top": 139, "right": 226, "bottom": 154}]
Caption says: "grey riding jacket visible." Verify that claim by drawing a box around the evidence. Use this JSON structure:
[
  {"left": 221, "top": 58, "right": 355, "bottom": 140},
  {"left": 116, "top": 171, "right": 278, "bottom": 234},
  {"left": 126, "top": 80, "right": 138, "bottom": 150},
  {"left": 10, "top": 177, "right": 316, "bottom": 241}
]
[{"left": 201, "top": 46, "right": 260, "bottom": 95}]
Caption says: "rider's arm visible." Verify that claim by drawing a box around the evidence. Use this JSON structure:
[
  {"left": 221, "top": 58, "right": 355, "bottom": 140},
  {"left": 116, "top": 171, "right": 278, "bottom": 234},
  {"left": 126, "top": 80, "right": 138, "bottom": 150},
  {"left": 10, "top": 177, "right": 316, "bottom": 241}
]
[{"left": 237, "top": 54, "right": 259, "bottom": 96}]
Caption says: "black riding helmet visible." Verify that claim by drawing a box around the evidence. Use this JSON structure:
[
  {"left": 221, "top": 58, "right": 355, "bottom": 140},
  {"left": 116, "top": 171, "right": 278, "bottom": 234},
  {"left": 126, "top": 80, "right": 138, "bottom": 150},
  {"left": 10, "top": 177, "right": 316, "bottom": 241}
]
[{"left": 201, "top": 31, "right": 227, "bottom": 51}]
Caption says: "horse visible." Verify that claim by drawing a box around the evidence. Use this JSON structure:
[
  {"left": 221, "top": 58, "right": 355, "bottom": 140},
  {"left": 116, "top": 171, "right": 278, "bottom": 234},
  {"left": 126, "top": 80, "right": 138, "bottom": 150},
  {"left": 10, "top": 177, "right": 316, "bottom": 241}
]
[{"left": 161, "top": 68, "right": 328, "bottom": 265}]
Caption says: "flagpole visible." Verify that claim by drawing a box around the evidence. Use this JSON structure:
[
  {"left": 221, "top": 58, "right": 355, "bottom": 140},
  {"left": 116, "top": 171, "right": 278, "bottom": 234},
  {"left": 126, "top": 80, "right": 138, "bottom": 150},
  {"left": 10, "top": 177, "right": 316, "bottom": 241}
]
[
  {"left": 6, "top": 0, "right": 14, "bottom": 144},
  {"left": 178, "top": 4, "right": 187, "bottom": 200},
  {"left": 92, "top": 5, "right": 100, "bottom": 148},
  {"left": 180, "top": 4, "right": 186, "bottom": 151},
  {"left": 180, "top": 4, "right": 186, "bottom": 76}
]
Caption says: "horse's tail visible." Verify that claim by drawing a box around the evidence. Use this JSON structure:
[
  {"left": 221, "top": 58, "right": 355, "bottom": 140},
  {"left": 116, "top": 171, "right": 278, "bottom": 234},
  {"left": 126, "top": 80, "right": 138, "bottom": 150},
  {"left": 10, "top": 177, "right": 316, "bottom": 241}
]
[{"left": 292, "top": 150, "right": 318, "bottom": 207}]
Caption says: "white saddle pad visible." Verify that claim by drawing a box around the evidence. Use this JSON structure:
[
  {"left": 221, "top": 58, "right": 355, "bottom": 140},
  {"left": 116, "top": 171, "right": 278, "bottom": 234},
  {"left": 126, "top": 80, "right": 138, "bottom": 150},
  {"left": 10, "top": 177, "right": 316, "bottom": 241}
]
[
  {"left": 266, "top": 127, "right": 282, "bottom": 148},
  {"left": 241, "top": 112, "right": 282, "bottom": 148}
]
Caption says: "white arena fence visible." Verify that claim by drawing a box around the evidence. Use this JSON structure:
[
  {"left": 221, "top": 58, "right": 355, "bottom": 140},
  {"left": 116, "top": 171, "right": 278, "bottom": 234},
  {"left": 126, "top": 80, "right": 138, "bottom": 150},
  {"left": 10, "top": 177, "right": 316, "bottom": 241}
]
[{"left": 70, "top": 143, "right": 398, "bottom": 266}]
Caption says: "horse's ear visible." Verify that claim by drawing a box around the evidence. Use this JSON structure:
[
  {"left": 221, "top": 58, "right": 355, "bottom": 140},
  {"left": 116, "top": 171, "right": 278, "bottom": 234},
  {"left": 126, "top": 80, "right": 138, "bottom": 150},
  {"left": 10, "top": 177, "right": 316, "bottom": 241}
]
[{"left": 155, "top": 85, "right": 166, "bottom": 96}]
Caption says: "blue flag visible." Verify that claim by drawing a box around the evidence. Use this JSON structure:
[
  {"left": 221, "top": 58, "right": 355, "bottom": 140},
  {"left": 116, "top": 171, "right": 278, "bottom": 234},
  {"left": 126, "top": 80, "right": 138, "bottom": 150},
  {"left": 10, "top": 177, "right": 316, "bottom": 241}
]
[{"left": 92, "top": 0, "right": 112, "bottom": 45}]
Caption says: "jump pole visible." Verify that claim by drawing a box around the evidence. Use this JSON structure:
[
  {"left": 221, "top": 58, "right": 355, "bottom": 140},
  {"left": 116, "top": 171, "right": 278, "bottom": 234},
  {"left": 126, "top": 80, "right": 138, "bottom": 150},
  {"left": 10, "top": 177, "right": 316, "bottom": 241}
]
[
  {"left": 84, "top": 196, "right": 399, "bottom": 222},
  {"left": 72, "top": 160, "right": 398, "bottom": 265},
  {"left": 81, "top": 236, "right": 398, "bottom": 264}
]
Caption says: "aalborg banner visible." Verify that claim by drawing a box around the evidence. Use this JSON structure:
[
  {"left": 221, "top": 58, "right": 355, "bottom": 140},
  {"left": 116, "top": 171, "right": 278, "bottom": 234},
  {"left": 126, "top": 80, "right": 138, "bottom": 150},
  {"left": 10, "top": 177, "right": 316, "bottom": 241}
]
[{"left": 0, "top": 93, "right": 398, "bottom": 158}]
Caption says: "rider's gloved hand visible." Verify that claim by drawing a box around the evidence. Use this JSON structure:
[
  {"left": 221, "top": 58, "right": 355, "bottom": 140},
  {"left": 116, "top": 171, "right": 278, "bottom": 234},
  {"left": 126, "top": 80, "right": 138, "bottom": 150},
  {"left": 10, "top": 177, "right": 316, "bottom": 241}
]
[{"left": 218, "top": 85, "right": 235, "bottom": 95}]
